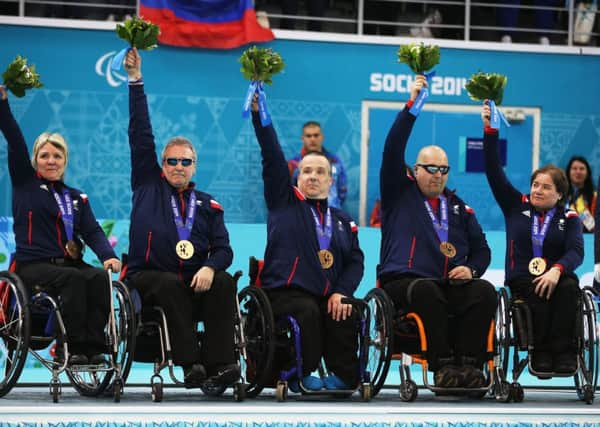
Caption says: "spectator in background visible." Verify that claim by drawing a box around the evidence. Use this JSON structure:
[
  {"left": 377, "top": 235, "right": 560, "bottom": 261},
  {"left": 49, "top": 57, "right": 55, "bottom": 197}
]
[
  {"left": 497, "top": 0, "right": 560, "bottom": 44},
  {"left": 288, "top": 121, "right": 347, "bottom": 209},
  {"left": 565, "top": 156, "right": 596, "bottom": 233},
  {"left": 281, "top": 0, "right": 325, "bottom": 31}
]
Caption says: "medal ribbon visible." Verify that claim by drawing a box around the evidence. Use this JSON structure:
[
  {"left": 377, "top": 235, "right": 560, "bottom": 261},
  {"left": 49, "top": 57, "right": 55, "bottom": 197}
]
[
  {"left": 170, "top": 192, "right": 197, "bottom": 242},
  {"left": 531, "top": 207, "right": 555, "bottom": 258},
  {"left": 50, "top": 186, "right": 74, "bottom": 242},
  {"left": 310, "top": 206, "right": 332, "bottom": 250},
  {"left": 424, "top": 194, "right": 449, "bottom": 244}
]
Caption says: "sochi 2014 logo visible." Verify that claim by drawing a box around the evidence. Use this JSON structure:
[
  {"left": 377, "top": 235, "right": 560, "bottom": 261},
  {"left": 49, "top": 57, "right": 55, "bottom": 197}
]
[{"left": 95, "top": 51, "right": 127, "bottom": 87}]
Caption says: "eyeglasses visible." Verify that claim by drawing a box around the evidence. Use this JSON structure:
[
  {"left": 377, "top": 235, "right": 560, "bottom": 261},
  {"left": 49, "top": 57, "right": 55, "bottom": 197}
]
[
  {"left": 417, "top": 164, "right": 450, "bottom": 175},
  {"left": 164, "top": 157, "right": 194, "bottom": 167}
]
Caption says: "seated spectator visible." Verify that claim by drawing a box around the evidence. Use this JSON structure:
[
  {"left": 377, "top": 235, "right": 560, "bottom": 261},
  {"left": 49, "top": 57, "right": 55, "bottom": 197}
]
[
  {"left": 281, "top": 0, "right": 325, "bottom": 31},
  {"left": 497, "top": 0, "right": 560, "bottom": 44},
  {"left": 565, "top": 155, "right": 596, "bottom": 233},
  {"left": 288, "top": 121, "right": 347, "bottom": 209}
]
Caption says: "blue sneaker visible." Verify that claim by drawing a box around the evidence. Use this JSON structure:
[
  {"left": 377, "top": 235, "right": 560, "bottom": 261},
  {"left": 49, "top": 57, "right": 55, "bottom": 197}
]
[
  {"left": 323, "top": 374, "right": 349, "bottom": 390},
  {"left": 288, "top": 375, "right": 323, "bottom": 393}
]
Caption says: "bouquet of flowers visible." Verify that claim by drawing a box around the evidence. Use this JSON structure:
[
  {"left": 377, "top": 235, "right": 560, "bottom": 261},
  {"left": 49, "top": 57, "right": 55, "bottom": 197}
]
[
  {"left": 465, "top": 72, "right": 508, "bottom": 105},
  {"left": 116, "top": 15, "right": 160, "bottom": 50},
  {"left": 2, "top": 55, "right": 43, "bottom": 98},
  {"left": 239, "top": 46, "right": 285, "bottom": 84},
  {"left": 397, "top": 43, "right": 440, "bottom": 74}
]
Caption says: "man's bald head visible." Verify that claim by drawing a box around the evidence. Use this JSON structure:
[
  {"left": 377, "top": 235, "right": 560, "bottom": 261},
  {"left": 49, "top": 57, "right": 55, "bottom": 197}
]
[{"left": 414, "top": 145, "right": 450, "bottom": 198}]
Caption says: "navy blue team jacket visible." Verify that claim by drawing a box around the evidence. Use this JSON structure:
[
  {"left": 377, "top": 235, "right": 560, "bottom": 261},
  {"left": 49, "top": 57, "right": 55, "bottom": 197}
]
[
  {"left": 0, "top": 99, "right": 116, "bottom": 263},
  {"left": 378, "top": 107, "right": 491, "bottom": 280},
  {"left": 126, "top": 84, "right": 233, "bottom": 280},
  {"left": 251, "top": 113, "right": 364, "bottom": 297}
]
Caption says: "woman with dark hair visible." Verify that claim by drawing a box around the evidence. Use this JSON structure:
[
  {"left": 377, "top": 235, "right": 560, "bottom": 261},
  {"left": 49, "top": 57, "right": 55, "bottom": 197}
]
[
  {"left": 0, "top": 85, "right": 121, "bottom": 366},
  {"left": 481, "top": 102, "right": 584, "bottom": 374},
  {"left": 565, "top": 156, "right": 596, "bottom": 233}
]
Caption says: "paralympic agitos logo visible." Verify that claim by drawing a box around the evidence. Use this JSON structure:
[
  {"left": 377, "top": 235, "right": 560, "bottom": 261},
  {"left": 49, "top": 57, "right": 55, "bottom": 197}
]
[{"left": 95, "top": 51, "right": 127, "bottom": 87}]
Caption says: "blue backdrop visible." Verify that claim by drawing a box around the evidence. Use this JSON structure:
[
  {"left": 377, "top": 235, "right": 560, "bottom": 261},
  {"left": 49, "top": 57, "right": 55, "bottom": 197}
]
[{"left": 0, "top": 25, "right": 599, "bottom": 228}]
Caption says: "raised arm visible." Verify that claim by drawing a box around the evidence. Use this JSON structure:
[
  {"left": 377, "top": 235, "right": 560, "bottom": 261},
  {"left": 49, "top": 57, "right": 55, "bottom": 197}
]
[
  {"left": 0, "top": 86, "right": 36, "bottom": 186},
  {"left": 481, "top": 102, "right": 522, "bottom": 213},
  {"left": 126, "top": 49, "right": 161, "bottom": 189},
  {"left": 251, "top": 100, "right": 294, "bottom": 210},
  {"left": 380, "top": 76, "right": 424, "bottom": 204},
  {"left": 337, "top": 158, "right": 348, "bottom": 206}
]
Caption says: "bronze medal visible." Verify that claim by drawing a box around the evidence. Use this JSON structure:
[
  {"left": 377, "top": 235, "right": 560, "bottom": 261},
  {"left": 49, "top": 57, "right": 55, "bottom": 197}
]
[
  {"left": 528, "top": 257, "right": 547, "bottom": 276},
  {"left": 176, "top": 239, "right": 194, "bottom": 260},
  {"left": 439, "top": 241, "right": 457, "bottom": 258},
  {"left": 318, "top": 249, "right": 334, "bottom": 269},
  {"left": 65, "top": 240, "right": 81, "bottom": 259}
]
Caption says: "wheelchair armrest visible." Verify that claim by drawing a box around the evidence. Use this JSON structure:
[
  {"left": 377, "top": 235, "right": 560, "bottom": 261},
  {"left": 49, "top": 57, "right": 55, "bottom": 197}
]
[{"left": 341, "top": 297, "right": 368, "bottom": 312}]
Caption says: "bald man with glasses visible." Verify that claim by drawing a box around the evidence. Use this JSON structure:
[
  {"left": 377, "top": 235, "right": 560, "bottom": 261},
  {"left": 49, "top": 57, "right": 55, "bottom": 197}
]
[
  {"left": 377, "top": 75, "right": 497, "bottom": 390},
  {"left": 124, "top": 49, "right": 239, "bottom": 388}
]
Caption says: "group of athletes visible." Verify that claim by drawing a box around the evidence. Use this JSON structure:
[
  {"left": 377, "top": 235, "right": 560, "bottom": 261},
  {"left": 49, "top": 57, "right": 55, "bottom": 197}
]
[{"left": 0, "top": 50, "right": 597, "bottom": 394}]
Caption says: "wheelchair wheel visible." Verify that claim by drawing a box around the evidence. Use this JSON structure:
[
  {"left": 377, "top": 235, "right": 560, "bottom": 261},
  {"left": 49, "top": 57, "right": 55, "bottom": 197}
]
[
  {"left": 68, "top": 280, "right": 136, "bottom": 397},
  {"left": 495, "top": 287, "right": 511, "bottom": 382},
  {"left": 238, "top": 286, "right": 275, "bottom": 398},
  {"left": 0, "top": 272, "right": 31, "bottom": 398},
  {"left": 574, "top": 288, "right": 598, "bottom": 403},
  {"left": 364, "top": 288, "right": 394, "bottom": 397}
]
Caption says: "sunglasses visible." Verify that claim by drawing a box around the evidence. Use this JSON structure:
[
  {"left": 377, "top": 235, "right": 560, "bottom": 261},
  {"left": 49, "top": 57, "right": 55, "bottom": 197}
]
[
  {"left": 164, "top": 157, "right": 194, "bottom": 167},
  {"left": 417, "top": 164, "right": 450, "bottom": 175}
]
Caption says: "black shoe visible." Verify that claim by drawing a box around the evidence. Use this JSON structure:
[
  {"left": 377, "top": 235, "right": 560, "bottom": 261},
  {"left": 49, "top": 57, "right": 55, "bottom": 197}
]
[
  {"left": 434, "top": 364, "right": 461, "bottom": 388},
  {"left": 207, "top": 363, "right": 241, "bottom": 386},
  {"left": 553, "top": 352, "right": 577, "bottom": 373},
  {"left": 460, "top": 365, "right": 486, "bottom": 388},
  {"left": 183, "top": 363, "right": 207, "bottom": 388},
  {"left": 532, "top": 351, "right": 553, "bottom": 372},
  {"left": 88, "top": 353, "right": 107, "bottom": 365}
]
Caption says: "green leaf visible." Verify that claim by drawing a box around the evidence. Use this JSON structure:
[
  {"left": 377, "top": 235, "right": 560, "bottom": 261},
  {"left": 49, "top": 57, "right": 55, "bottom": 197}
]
[
  {"left": 397, "top": 43, "right": 440, "bottom": 74},
  {"left": 115, "top": 15, "right": 160, "bottom": 50},
  {"left": 239, "top": 46, "right": 285, "bottom": 84},
  {"left": 2, "top": 55, "right": 43, "bottom": 98},
  {"left": 465, "top": 72, "right": 508, "bottom": 105}
]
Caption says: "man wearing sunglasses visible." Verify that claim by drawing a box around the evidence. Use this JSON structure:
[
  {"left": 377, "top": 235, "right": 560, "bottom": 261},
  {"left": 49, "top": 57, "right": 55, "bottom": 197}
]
[
  {"left": 287, "top": 122, "right": 348, "bottom": 209},
  {"left": 377, "top": 75, "right": 497, "bottom": 392},
  {"left": 123, "top": 49, "right": 239, "bottom": 388}
]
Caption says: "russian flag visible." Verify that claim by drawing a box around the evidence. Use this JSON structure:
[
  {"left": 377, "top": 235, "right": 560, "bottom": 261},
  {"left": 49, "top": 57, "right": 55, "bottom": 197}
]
[{"left": 140, "top": 0, "right": 274, "bottom": 49}]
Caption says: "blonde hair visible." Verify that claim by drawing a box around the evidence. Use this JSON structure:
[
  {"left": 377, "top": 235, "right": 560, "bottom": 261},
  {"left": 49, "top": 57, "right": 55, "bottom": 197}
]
[{"left": 31, "top": 132, "right": 69, "bottom": 173}]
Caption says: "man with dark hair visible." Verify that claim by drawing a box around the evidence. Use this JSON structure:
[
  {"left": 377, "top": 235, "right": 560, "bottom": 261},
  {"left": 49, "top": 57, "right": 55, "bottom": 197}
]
[
  {"left": 251, "top": 97, "right": 364, "bottom": 392},
  {"left": 288, "top": 121, "right": 347, "bottom": 209}
]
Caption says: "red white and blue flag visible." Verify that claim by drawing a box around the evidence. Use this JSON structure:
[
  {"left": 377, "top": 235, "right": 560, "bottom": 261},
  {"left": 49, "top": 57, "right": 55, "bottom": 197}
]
[{"left": 140, "top": 0, "right": 274, "bottom": 49}]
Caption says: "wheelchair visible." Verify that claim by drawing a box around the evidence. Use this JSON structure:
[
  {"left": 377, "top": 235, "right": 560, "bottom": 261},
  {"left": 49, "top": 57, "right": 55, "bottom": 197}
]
[
  {"left": 0, "top": 266, "right": 135, "bottom": 402},
  {"left": 239, "top": 257, "right": 373, "bottom": 402},
  {"left": 127, "top": 269, "right": 246, "bottom": 402},
  {"left": 363, "top": 279, "right": 507, "bottom": 402},
  {"left": 495, "top": 284, "right": 599, "bottom": 404}
]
